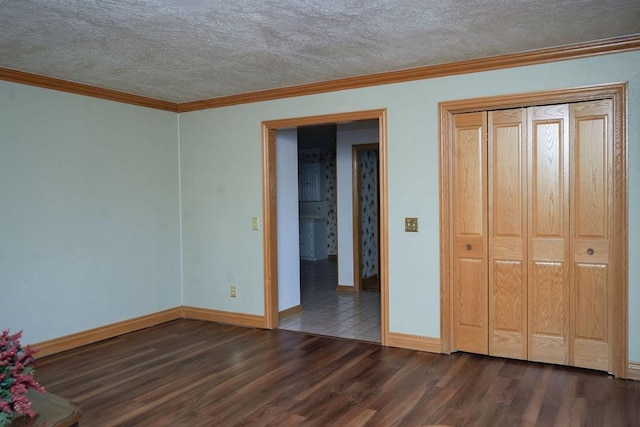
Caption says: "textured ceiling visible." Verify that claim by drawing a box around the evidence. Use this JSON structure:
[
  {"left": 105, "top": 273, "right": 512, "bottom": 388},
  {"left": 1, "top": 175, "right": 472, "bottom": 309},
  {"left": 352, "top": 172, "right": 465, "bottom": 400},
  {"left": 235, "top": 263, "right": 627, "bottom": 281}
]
[{"left": 1, "top": 0, "right": 639, "bottom": 103}]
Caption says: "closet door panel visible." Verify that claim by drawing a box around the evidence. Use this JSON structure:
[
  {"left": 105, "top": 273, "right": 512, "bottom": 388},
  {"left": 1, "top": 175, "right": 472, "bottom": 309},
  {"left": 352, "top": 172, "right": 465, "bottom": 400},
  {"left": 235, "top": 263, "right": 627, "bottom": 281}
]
[
  {"left": 529, "top": 261, "right": 566, "bottom": 363},
  {"left": 451, "top": 112, "right": 488, "bottom": 355},
  {"left": 527, "top": 105, "right": 570, "bottom": 365},
  {"left": 570, "top": 99, "right": 613, "bottom": 371},
  {"left": 573, "top": 102, "right": 609, "bottom": 237},
  {"left": 488, "top": 109, "right": 527, "bottom": 359},
  {"left": 573, "top": 264, "right": 609, "bottom": 370},
  {"left": 491, "top": 261, "right": 525, "bottom": 356},
  {"left": 454, "top": 257, "right": 487, "bottom": 353}
]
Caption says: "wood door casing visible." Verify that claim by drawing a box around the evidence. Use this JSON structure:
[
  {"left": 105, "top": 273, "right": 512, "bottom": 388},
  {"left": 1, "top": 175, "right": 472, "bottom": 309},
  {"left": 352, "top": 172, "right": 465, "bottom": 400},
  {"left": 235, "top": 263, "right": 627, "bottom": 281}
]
[
  {"left": 262, "top": 109, "right": 390, "bottom": 346},
  {"left": 488, "top": 109, "right": 528, "bottom": 359},
  {"left": 451, "top": 112, "right": 488, "bottom": 355},
  {"left": 570, "top": 99, "right": 613, "bottom": 371}
]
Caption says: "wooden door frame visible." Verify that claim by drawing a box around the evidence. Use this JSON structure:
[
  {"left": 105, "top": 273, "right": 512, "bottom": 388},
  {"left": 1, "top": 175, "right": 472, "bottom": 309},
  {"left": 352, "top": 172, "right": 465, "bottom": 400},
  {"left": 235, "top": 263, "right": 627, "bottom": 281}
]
[
  {"left": 262, "top": 109, "right": 389, "bottom": 345},
  {"left": 352, "top": 143, "right": 380, "bottom": 292},
  {"left": 439, "top": 83, "right": 628, "bottom": 378}
]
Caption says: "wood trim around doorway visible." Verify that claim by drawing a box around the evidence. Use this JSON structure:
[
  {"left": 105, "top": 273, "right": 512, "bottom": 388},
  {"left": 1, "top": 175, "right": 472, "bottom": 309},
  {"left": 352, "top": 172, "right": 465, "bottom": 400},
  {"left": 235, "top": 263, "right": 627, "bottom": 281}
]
[
  {"left": 261, "top": 109, "right": 389, "bottom": 346},
  {"left": 439, "top": 83, "right": 628, "bottom": 378}
]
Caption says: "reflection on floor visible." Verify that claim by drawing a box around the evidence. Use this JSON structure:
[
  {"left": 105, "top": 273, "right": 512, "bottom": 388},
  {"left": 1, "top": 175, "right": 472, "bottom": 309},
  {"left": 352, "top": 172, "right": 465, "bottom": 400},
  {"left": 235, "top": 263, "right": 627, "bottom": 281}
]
[{"left": 278, "top": 258, "right": 381, "bottom": 342}]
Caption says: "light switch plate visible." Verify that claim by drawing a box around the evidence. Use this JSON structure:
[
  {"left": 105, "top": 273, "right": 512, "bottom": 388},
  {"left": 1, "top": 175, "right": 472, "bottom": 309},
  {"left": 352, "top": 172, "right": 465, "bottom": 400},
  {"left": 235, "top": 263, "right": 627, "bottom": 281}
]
[
  {"left": 252, "top": 217, "right": 260, "bottom": 230},
  {"left": 405, "top": 217, "right": 418, "bottom": 232}
]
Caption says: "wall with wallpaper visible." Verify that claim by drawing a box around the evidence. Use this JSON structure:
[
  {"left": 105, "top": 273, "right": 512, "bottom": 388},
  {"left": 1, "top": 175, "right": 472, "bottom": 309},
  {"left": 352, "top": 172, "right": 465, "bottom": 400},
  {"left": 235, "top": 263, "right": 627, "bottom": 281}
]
[{"left": 359, "top": 149, "right": 379, "bottom": 278}]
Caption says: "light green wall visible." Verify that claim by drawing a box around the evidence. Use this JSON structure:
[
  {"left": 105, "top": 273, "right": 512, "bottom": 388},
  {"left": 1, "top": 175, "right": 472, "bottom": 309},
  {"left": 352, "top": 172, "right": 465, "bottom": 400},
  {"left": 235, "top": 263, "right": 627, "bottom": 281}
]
[
  {"left": 180, "top": 51, "right": 640, "bottom": 361},
  {"left": 0, "top": 82, "right": 182, "bottom": 344}
]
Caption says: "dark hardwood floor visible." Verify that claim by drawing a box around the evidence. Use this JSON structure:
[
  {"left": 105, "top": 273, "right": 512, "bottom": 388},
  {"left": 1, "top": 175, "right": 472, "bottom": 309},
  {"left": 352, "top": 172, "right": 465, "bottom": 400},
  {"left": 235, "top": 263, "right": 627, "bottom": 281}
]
[{"left": 34, "top": 320, "right": 639, "bottom": 426}]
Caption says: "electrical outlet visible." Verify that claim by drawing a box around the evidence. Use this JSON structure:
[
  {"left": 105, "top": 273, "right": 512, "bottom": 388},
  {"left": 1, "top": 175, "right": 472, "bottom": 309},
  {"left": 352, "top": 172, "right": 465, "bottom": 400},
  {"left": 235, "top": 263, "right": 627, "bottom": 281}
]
[{"left": 230, "top": 285, "right": 237, "bottom": 298}]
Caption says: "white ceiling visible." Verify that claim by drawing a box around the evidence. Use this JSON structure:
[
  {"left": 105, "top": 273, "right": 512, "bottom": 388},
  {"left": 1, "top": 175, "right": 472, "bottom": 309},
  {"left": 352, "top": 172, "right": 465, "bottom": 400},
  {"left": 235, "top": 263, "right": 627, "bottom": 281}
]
[{"left": 1, "top": 1, "right": 639, "bottom": 103}]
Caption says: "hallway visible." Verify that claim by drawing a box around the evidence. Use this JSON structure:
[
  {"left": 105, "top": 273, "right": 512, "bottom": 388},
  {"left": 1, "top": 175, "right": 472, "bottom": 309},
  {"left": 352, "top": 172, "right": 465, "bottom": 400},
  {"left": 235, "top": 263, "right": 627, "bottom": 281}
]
[{"left": 278, "top": 258, "right": 381, "bottom": 342}]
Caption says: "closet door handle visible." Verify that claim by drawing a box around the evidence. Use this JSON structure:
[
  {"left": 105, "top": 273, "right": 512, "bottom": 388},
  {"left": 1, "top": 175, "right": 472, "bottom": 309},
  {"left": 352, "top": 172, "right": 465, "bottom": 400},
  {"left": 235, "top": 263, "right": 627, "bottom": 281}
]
[
  {"left": 587, "top": 248, "right": 595, "bottom": 255},
  {"left": 465, "top": 244, "right": 472, "bottom": 251}
]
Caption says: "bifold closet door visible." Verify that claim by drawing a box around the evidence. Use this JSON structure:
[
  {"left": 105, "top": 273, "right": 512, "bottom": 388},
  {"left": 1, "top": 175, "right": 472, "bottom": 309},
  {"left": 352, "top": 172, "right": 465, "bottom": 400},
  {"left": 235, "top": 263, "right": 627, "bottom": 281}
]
[
  {"left": 488, "top": 109, "right": 528, "bottom": 359},
  {"left": 451, "top": 112, "right": 488, "bottom": 355},
  {"left": 570, "top": 99, "right": 613, "bottom": 372},
  {"left": 450, "top": 99, "right": 615, "bottom": 373}
]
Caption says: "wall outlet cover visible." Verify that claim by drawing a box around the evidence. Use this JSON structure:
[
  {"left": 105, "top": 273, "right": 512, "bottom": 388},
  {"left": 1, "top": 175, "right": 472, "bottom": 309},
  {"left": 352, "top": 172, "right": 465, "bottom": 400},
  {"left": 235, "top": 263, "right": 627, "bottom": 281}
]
[{"left": 405, "top": 217, "right": 418, "bottom": 232}]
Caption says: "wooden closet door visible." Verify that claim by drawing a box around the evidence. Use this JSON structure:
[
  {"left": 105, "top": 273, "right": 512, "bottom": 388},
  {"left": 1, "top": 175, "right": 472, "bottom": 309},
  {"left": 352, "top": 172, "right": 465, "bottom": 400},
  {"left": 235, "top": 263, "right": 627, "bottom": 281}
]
[
  {"left": 488, "top": 109, "right": 528, "bottom": 359},
  {"left": 451, "top": 112, "right": 488, "bottom": 355},
  {"left": 527, "top": 104, "right": 570, "bottom": 365},
  {"left": 569, "top": 99, "right": 613, "bottom": 371}
]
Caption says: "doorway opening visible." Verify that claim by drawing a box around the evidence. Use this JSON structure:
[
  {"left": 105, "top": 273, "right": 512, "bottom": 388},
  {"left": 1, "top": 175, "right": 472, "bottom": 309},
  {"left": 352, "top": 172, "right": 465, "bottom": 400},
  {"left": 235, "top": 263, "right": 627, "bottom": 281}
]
[{"left": 261, "top": 109, "right": 388, "bottom": 345}]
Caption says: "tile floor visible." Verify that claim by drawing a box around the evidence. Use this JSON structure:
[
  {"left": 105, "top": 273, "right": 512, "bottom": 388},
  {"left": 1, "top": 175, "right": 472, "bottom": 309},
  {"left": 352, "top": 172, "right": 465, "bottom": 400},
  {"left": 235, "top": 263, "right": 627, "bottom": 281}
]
[{"left": 278, "top": 258, "right": 381, "bottom": 342}]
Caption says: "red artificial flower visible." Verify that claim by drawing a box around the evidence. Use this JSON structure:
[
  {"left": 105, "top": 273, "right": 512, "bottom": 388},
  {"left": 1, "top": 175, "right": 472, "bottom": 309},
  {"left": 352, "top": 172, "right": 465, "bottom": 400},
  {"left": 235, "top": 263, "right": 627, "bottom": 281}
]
[{"left": 0, "top": 329, "right": 45, "bottom": 421}]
